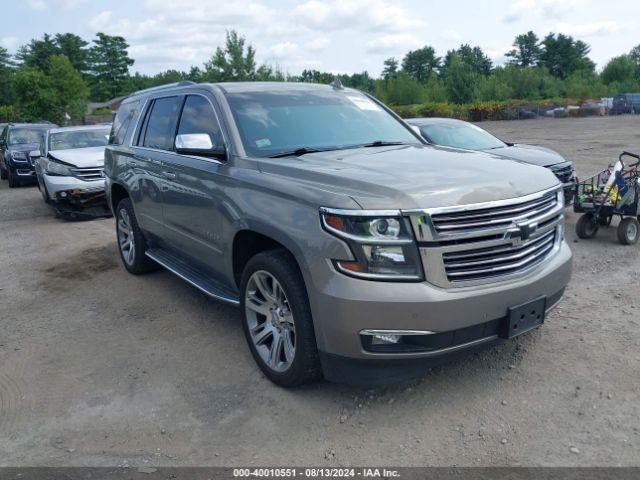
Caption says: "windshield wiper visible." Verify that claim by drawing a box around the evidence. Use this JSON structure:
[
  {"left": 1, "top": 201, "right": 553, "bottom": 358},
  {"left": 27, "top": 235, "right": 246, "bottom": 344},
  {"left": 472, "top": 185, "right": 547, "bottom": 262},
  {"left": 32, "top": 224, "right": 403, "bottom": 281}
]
[
  {"left": 359, "top": 141, "right": 410, "bottom": 148},
  {"left": 267, "top": 147, "right": 328, "bottom": 158}
]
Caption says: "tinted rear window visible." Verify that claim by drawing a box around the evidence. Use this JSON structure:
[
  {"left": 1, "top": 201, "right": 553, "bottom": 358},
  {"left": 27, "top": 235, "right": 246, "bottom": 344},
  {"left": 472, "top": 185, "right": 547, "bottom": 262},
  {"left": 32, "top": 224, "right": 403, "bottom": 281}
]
[{"left": 110, "top": 101, "right": 139, "bottom": 145}]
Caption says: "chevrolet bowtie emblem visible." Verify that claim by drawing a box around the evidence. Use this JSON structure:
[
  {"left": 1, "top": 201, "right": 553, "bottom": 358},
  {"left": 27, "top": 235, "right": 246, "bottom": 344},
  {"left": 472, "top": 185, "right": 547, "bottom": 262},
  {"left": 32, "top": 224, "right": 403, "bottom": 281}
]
[{"left": 506, "top": 221, "right": 538, "bottom": 245}]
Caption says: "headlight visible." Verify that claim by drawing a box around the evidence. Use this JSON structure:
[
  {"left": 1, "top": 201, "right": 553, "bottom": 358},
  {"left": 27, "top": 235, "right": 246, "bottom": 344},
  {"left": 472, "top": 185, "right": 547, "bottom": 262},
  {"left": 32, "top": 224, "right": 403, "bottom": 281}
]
[
  {"left": 320, "top": 208, "right": 423, "bottom": 281},
  {"left": 12, "top": 152, "right": 27, "bottom": 162},
  {"left": 45, "top": 158, "right": 73, "bottom": 176}
]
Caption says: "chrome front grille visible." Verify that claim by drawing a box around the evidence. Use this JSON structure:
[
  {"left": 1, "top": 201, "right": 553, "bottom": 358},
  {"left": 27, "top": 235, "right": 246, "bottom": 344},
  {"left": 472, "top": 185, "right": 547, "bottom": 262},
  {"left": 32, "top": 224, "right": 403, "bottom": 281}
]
[
  {"left": 443, "top": 229, "right": 556, "bottom": 282},
  {"left": 430, "top": 191, "right": 557, "bottom": 236},
  {"left": 406, "top": 187, "right": 564, "bottom": 288},
  {"left": 71, "top": 167, "right": 104, "bottom": 181}
]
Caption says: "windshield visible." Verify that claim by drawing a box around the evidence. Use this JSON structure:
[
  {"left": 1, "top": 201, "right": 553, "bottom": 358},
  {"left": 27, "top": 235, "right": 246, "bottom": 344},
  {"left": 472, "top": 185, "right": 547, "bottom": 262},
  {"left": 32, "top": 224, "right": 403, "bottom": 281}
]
[
  {"left": 419, "top": 123, "right": 505, "bottom": 150},
  {"left": 225, "top": 89, "right": 420, "bottom": 157},
  {"left": 8, "top": 127, "right": 49, "bottom": 145},
  {"left": 49, "top": 129, "right": 110, "bottom": 151}
]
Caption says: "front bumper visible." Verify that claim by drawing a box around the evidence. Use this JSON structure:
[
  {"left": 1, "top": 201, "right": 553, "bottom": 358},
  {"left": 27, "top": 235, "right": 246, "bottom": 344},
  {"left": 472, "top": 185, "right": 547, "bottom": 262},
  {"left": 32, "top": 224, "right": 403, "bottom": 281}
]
[
  {"left": 309, "top": 241, "right": 572, "bottom": 382},
  {"left": 43, "top": 174, "right": 105, "bottom": 201}
]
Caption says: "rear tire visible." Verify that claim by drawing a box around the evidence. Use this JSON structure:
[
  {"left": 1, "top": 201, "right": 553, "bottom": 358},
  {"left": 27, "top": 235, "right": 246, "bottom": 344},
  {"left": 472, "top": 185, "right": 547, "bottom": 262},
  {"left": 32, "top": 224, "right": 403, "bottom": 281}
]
[
  {"left": 115, "top": 198, "right": 158, "bottom": 274},
  {"left": 7, "top": 168, "right": 20, "bottom": 188},
  {"left": 240, "top": 250, "right": 322, "bottom": 387},
  {"left": 576, "top": 214, "right": 598, "bottom": 239},
  {"left": 617, "top": 217, "right": 639, "bottom": 245}
]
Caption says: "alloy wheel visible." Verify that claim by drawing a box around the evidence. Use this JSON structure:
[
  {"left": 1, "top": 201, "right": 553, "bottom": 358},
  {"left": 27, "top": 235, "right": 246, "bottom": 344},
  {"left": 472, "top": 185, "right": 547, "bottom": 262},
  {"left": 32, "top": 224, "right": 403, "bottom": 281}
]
[
  {"left": 117, "top": 208, "right": 135, "bottom": 266},
  {"left": 244, "top": 270, "right": 296, "bottom": 372}
]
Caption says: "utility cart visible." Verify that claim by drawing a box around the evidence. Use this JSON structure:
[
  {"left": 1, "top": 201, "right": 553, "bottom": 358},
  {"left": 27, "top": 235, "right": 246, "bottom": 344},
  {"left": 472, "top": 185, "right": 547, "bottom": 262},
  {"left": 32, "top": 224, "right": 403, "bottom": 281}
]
[{"left": 574, "top": 151, "right": 640, "bottom": 245}]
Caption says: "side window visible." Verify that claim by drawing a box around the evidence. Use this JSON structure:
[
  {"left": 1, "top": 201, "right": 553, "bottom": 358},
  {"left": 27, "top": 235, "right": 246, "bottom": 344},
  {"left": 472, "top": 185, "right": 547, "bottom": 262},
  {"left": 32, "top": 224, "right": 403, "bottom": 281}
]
[
  {"left": 109, "top": 100, "right": 139, "bottom": 145},
  {"left": 141, "top": 96, "right": 182, "bottom": 151},
  {"left": 176, "top": 95, "right": 221, "bottom": 146}
]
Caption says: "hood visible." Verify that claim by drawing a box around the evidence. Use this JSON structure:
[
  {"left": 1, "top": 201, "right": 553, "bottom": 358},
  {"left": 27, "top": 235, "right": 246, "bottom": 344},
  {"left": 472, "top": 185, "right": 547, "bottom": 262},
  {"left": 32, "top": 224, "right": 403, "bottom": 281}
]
[
  {"left": 258, "top": 144, "right": 560, "bottom": 210},
  {"left": 484, "top": 144, "right": 566, "bottom": 167},
  {"left": 9, "top": 143, "right": 40, "bottom": 153},
  {"left": 49, "top": 146, "right": 106, "bottom": 168}
]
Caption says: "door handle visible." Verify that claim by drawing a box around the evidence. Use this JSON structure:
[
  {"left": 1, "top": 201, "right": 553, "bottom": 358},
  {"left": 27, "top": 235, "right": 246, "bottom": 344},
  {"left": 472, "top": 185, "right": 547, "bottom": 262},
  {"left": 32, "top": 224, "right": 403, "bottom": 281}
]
[
  {"left": 162, "top": 171, "right": 176, "bottom": 179},
  {"left": 129, "top": 161, "right": 138, "bottom": 168}
]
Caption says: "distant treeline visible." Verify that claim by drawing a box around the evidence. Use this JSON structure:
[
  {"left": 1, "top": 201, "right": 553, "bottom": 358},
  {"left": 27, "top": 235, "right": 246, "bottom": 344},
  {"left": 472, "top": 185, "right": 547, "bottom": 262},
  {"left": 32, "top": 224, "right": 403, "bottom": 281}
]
[{"left": 1, "top": 30, "right": 639, "bottom": 124}]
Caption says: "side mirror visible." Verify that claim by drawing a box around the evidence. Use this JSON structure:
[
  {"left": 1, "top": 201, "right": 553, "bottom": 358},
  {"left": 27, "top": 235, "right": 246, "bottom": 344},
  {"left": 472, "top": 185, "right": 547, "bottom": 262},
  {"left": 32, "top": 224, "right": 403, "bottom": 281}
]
[
  {"left": 29, "top": 150, "right": 42, "bottom": 159},
  {"left": 175, "top": 133, "right": 226, "bottom": 159},
  {"left": 410, "top": 125, "right": 422, "bottom": 136},
  {"left": 0, "top": 139, "right": 6, "bottom": 149}
]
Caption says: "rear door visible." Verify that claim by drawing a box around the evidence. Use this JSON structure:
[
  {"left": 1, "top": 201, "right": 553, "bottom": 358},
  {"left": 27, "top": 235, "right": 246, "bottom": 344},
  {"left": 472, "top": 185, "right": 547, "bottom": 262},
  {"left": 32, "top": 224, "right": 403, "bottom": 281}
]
[
  {"left": 130, "top": 95, "right": 182, "bottom": 240},
  {"left": 160, "top": 93, "right": 228, "bottom": 278}
]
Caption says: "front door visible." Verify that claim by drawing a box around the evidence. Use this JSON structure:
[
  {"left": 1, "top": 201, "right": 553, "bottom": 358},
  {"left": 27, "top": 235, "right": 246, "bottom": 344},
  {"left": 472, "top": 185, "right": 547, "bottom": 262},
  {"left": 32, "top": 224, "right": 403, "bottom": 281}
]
[{"left": 160, "top": 93, "right": 228, "bottom": 278}]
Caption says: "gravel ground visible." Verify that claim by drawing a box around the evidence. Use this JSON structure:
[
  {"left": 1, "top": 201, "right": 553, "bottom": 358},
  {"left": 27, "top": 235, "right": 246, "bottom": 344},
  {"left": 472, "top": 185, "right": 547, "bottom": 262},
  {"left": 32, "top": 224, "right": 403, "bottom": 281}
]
[{"left": 1, "top": 115, "right": 639, "bottom": 467}]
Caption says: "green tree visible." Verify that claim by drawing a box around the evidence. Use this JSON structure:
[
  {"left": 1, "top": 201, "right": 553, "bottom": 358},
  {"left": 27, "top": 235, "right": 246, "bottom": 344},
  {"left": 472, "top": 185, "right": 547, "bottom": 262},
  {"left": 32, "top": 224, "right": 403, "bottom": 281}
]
[
  {"left": 47, "top": 55, "right": 89, "bottom": 121},
  {"left": 14, "top": 55, "right": 88, "bottom": 124},
  {"left": 456, "top": 44, "right": 492, "bottom": 76},
  {"left": 15, "top": 33, "right": 58, "bottom": 71},
  {"left": 505, "top": 31, "right": 541, "bottom": 67},
  {"left": 0, "top": 46, "right": 15, "bottom": 104},
  {"left": 444, "top": 53, "right": 478, "bottom": 103},
  {"left": 627, "top": 44, "right": 640, "bottom": 77},
  {"left": 54, "top": 33, "right": 90, "bottom": 74},
  {"left": 478, "top": 74, "right": 513, "bottom": 101},
  {"left": 601, "top": 55, "right": 636, "bottom": 85},
  {"left": 13, "top": 66, "right": 56, "bottom": 121},
  {"left": 401, "top": 46, "right": 440, "bottom": 83},
  {"left": 89, "top": 32, "right": 134, "bottom": 101},
  {"left": 204, "top": 30, "right": 256, "bottom": 81},
  {"left": 422, "top": 74, "right": 447, "bottom": 102},
  {"left": 376, "top": 71, "right": 424, "bottom": 105},
  {"left": 298, "top": 69, "right": 334, "bottom": 84},
  {"left": 562, "top": 70, "right": 606, "bottom": 99},
  {"left": 539, "top": 33, "right": 595, "bottom": 79},
  {"left": 381, "top": 57, "right": 398, "bottom": 80}
]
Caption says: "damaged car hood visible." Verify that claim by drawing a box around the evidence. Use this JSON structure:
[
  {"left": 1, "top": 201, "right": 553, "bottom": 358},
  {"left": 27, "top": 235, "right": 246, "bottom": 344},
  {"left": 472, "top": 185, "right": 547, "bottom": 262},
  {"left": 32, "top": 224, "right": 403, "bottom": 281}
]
[
  {"left": 258, "top": 144, "right": 561, "bottom": 210},
  {"left": 49, "top": 146, "right": 106, "bottom": 168}
]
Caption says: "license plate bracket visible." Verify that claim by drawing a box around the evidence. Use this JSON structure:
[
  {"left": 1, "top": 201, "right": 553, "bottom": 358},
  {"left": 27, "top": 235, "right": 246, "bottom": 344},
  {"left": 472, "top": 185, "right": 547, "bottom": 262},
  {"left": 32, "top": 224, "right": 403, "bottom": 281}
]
[{"left": 501, "top": 296, "right": 547, "bottom": 339}]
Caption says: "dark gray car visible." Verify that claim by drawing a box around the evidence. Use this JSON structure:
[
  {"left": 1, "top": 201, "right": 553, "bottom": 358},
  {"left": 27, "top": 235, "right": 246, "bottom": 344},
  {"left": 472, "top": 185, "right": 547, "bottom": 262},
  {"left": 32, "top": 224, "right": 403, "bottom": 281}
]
[
  {"left": 105, "top": 82, "right": 572, "bottom": 387},
  {"left": 407, "top": 117, "right": 577, "bottom": 204}
]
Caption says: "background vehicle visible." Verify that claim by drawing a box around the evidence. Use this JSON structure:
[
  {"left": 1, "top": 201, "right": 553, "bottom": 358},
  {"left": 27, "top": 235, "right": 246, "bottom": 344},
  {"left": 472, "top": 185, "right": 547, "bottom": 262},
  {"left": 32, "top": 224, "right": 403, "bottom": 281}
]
[
  {"left": 31, "top": 124, "right": 112, "bottom": 219},
  {"left": 407, "top": 118, "right": 577, "bottom": 204},
  {"left": 610, "top": 93, "right": 640, "bottom": 114},
  {"left": 0, "top": 122, "right": 56, "bottom": 188},
  {"left": 105, "top": 82, "right": 572, "bottom": 387}
]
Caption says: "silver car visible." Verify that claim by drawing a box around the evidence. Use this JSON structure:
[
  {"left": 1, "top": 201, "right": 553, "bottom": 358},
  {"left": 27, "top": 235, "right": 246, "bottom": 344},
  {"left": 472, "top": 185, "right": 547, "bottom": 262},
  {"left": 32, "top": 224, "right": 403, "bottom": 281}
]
[
  {"left": 105, "top": 82, "right": 572, "bottom": 387},
  {"left": 31, "top": 125, "right": 112, "bottom": 218}
]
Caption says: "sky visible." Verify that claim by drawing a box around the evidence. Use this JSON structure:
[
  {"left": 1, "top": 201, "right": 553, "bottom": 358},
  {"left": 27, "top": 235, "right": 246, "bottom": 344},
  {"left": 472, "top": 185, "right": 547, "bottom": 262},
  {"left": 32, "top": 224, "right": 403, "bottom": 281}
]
[{"left": 1, "top": 0, "right": 639, "bottom": 77}]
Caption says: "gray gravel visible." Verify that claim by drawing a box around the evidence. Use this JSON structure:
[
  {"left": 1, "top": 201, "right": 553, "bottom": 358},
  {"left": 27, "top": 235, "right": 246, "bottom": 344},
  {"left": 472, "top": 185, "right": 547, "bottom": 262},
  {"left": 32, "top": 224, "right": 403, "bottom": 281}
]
[{"left": 1, "top": 115, "right": 639, "bottom": 466}]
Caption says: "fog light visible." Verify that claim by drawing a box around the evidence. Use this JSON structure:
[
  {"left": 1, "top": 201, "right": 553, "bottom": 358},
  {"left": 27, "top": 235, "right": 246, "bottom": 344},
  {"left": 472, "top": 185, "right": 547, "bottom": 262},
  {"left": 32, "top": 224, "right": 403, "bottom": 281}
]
[
  {"left": 371, "top": 333, "right": 401, "bottom": 345},
  {"left": 60, "top": 191, "right": 67, "bottom": 198}
]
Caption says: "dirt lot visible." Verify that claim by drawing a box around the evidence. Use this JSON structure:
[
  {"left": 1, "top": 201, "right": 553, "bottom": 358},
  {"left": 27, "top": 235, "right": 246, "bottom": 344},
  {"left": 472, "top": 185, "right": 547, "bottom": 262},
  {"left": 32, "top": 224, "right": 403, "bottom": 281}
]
[{"left": 1, "top": 116, "right": 639, "bottom": 467}]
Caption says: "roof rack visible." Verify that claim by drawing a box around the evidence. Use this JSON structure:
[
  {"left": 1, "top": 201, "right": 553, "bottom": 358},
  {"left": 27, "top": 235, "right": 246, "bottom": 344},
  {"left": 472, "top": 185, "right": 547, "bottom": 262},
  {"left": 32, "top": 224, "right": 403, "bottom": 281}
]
[{"left": 129, "top": 80, "right": 196, "bottom": 97}]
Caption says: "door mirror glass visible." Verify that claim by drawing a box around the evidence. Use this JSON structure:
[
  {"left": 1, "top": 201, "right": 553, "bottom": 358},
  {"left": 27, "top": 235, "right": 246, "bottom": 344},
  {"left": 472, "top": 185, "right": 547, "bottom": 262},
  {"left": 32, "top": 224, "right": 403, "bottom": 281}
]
[
  {"left": 175, "top": 133, "right": 213, "bottom": 150},
  {"left": 175, "top": 133, "right": 225, "bottom": 159}
]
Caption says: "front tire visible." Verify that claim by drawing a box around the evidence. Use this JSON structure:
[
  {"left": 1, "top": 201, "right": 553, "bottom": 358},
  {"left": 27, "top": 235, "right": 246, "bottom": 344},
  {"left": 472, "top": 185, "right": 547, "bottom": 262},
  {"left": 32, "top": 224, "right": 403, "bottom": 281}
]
[
  {"left": 115, "top": 198, "right": 158, "bottom": 274},
  {"left": 617, "top": 217, "right": 639, "bottom": 245},
  {"left": 576, "top": 214, "right": 599, "bottom": 239},
  {"left": 240, "top": 250, "right": 322, "bottom": 387}
]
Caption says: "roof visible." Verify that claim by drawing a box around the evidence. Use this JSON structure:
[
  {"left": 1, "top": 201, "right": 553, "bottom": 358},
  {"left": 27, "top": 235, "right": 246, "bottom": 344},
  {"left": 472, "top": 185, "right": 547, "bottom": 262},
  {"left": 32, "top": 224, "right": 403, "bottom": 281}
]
[
  {"left": 47, "top": 124, "right": 111, "bottom": 135},
  {"left": 7, "top": 123, "right": 56, "bottom": 128},
  {"left": 405, "top": 117, "right": 469, "bottom": 126},
  {"left": 127, "top": 81, "right": 356, "bottom": 99}
]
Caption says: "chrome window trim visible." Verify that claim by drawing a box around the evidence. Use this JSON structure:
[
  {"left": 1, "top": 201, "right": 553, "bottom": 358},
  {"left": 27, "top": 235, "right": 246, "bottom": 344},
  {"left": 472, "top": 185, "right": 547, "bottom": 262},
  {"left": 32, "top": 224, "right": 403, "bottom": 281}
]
[{"left": 127, "top": 91, "right": 230, "bottom": 166}]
